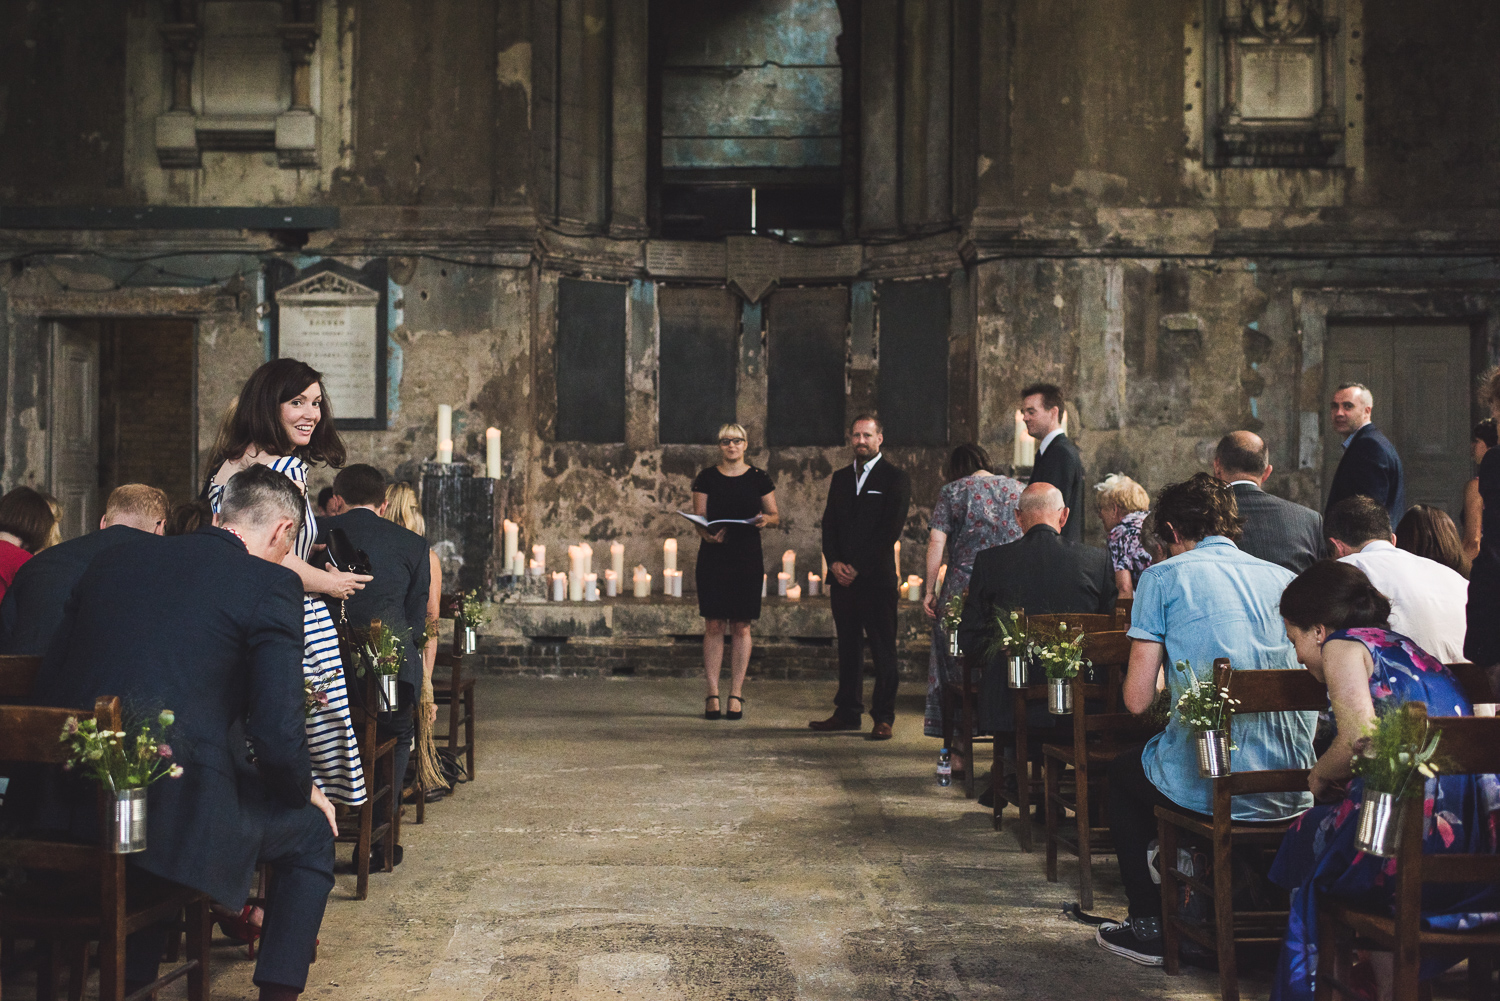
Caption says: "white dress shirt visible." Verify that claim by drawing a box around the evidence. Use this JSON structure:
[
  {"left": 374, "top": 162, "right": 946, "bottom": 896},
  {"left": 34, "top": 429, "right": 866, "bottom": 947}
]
[
  {"left": 853, "top": 453, "right": 883, "bottom": 494},
  {"left": 1037, "top": 428, "right": 1065, "bottom": 459},
  {"left": 1338, "top": 540, "right": 1469, "bottom": 663}
]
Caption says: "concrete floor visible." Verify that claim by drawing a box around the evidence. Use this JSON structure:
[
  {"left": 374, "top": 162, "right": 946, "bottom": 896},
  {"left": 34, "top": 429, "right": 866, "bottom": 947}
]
[{"left": 182, "top": 676, "right": 1240, "bottom": 1001}]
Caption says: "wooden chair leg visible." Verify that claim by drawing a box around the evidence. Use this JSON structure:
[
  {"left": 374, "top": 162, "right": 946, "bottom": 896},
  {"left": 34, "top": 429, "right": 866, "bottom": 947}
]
[
  {"left": 356, "top": 799, "right": 372, "bottom": 899},
  {"left": 68, "top": 940, "right": 89, "bottom": 1001},
  {"left": 1075, "top": 765, "right": 1093, "bottom": 912},
  {"left": 1213, "top": 828, "right": 1239, "bottom": 1001},
  {"left": 186, "top": 898, "right": 210, "bottom": 1001},
  {"left": 1311, "top": 917, "right": 1337, "bottom": 1001},
  {"left": 1468, "top": 951, "right": 1495, "bottom": 1001},
  {"left": 1159, "top": 817, "right": 1182, "bottom": 976},
  {"left": 957, "top": 662, "right": 976, "bottom": 800},
  {"left": 992, "top": 732, "right": 1004, "bottom": 831},
  {"left": 389, "top": 751, "right": 402, "bottom": 865},
  {"left": 1014, "top": 719, "right": 1033, "bottom": 852},
  {"left": 1044, "top": 756, "right": 1060, "bottom": 884},
  {"left": 463, "top": 684, "right": 475, "bottom": 779},
  {"left": 37, "top": 938, "right": 62, "bottom": 1001}
]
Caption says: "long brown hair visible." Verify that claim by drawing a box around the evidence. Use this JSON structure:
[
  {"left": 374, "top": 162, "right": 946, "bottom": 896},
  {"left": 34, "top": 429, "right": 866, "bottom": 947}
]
[
  {"left": 208, "top": 359, "right": 346, "bottom": 476},
  {"left": 1396, "top": 504, "right": 1470, "bottom": 578}
]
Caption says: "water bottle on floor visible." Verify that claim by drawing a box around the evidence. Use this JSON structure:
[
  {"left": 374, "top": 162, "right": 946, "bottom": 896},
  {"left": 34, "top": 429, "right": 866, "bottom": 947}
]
[{"left": 936, "top": 747, "right": 952, "bottom": 786}]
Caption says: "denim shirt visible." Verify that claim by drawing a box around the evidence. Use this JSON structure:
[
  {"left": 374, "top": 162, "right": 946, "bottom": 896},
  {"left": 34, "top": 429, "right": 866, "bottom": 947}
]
[{"left": 1128, "top": 536, "right": 1316, "bottom": 821}]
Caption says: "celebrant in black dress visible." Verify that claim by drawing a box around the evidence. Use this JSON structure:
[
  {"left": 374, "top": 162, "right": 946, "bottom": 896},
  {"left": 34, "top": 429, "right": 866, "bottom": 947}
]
[{"left": 691, "top": 423, "right": 778, "bottom": 721}]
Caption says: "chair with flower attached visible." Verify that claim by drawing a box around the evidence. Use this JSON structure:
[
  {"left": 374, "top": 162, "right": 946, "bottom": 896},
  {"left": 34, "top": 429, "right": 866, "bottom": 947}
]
[
  {"left": 434, "top": 592, "right": 479, "bottom": 782},
  {"left": 333, "top": 624, "right": 399, "bottom": 901}
]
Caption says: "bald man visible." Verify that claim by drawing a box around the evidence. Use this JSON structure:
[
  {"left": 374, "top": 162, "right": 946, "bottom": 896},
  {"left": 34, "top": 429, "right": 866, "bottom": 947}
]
[{"left": 1212, "top": 431, "right": 1323, "bottom": 573}]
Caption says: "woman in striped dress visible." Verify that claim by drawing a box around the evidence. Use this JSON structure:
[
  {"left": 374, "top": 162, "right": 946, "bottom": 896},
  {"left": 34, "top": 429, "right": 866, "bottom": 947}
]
[{"left": 206, "top": 358, "right": 372, "bottom": 806}]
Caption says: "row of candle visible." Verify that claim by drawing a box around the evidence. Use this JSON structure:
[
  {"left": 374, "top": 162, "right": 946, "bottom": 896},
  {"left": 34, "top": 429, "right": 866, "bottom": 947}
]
[{"left": 435, "top": 405, "right": 504, "bottom": 479}]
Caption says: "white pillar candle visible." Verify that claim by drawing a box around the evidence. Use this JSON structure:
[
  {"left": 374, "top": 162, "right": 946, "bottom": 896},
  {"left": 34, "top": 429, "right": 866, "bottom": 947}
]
[
  {"left": 485, "top": 427, "right": 502, "bottom": 478},
  {"left": 937, "top": 564, "right": 947, "bottom": 592},
  {"left": 569, "top": 571, "right": 584, "bottom": 602},
  {"left": 893, "top": 541, "right": 901, "bottom": 577},
  {"left": 605, "top": 569, "right": 618, "bottom": 597},
  {"left": 1013, "top": 409, "right": 1036, "bottom": 468},
  {"left": 551, "top": 572, "right": 566, "bottom": 601},
  {"left": 777, "top": 571, "right": 789, "bottom": 597},
  {"left": 674, "top": 571, "right": 683, "bottom": 598},
  {"left": 663, "top": 538, "right": 677, "bottom": 572},
  {"left": 581, "top": 542, "right": 593, "bottom": 576},
  {"left": 633, "top": 566, "right": 650, "bottom": 598},
  {"left": 761, "top": 574, "right": 767, "bottom": 597},
  {"left": 821, "top": 553, "right": 828, "bottom": 581},
  {"left": 807, "top": 572, "right": 820, "bottom": 596},
  {"left": 906, "top": 574, "right": 923, "bottom": 601},
  {"left": 899, "top": 581, "right": 909, "bottom": 601},
  {"left": 665, "top": 569, "right": 682, "bottom": 597},
  {"left": 437, "top": 404, "right": 452, "bottom": 463},
  {"left": 502, "top": 519, "right": 518, "bottom": 568},
  {"left": 610, "top": 541, "right": 625, "bottom": 580},
  {"left": 584, "top": 573, "right": 598, "bottom": 601},
  {"left": 513, "top": 551, "right": 526, "bottom": 575},
  {"left": 781, "top": 549, "right": 796, "bottom": 581},
  {"left": 786, "top": 583, "right": 802, "bottom": 601},
  {"left": 532, "top": 544, "right": 546, "bottom": 570},
  {"left": 529, "top": 558, "right": 543, "bottom": 576}
]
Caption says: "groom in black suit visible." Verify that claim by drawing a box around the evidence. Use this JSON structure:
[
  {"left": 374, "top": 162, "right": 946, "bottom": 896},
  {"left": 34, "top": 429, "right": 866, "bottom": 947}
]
[
  {"left": 1022, "top": 383, "right": 1085, "bottom": 542},
  {"left": 811, "top": 414, "right": 912, "bottom": 739},
  {"left": 21, "top": 465, "right": 335, "bottom": 1001}
]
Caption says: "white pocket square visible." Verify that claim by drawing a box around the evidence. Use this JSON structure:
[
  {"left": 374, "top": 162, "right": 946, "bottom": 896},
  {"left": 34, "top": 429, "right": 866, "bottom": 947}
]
[{"left": 866, "top": 490, "right": 883, "bottom": 494}]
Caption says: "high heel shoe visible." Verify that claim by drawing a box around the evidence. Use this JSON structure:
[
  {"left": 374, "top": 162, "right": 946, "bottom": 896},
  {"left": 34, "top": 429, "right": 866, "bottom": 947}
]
[
  {"left": 214, "top": 902, "right": 263, "bottom": 958},
  {"left": 725, "top": 695, "right": 744, "bottom": 720},
  {"left": 704, "top": 696, "right": 721, "bottom": 720}
]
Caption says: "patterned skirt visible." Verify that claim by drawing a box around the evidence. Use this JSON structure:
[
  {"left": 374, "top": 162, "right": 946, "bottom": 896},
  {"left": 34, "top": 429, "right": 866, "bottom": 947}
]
[{"left": 302, "top": 596, "right": 367, "bottom": 805}]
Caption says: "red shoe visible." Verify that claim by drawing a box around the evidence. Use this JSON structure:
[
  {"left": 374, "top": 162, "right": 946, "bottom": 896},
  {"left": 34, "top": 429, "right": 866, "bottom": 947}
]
[{"left": 215, "top": 903, "right": 263, "bottom": 959}]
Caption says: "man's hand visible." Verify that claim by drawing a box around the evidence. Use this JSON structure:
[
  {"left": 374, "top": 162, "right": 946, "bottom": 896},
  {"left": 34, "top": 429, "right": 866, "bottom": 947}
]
[
  {"left": 309, "top": 783, "right": 338, "bottom": 836},
  {"left": 921, "top": 591, "right": 939, "bottom": 620},
  {"left": 830, "top": 561, "right": 858, "bottom": 587}
]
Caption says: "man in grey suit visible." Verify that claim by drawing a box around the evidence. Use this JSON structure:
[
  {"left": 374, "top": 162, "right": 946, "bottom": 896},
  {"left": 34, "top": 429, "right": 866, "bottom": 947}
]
[{"left": 1212, "top": 431, "right": 1323, "bottom": 573}]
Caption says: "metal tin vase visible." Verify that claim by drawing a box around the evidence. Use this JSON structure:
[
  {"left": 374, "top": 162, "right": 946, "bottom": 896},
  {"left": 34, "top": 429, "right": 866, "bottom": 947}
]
[
  {"left": 947, "top": 631, "right": 960, "bottom": 657},
  {"left": 1007, "top": 654, "right": 1027, "bottom": 689},
  {"left": 112, "top": 788, "right": 148, "bottom": 854},
  {"left": 1196, "top": 730, "right": 1232, "bottom": 778},
  {"left": 378, "top": 672, "right": 400, "bottom": 710},
  {"left": 464, "top": 626, "right": 478, "bottom": 654},
  {"left": 1354, "top": 790, "right": 1404, "bottom": 858},
  {"left": 1047, "top": 677, "right": 1073, "bottom": 714}
]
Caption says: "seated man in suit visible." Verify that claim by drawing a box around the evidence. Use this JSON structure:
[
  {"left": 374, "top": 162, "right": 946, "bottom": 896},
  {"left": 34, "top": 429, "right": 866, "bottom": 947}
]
[
  {"left": 320, "top": 463, "right": 433, "bottom": 860},
  {"left": 957, "top": 483, "right": 1116, "bottom": 798},
  {"left": 19, "top": 465, "right": 336, "bottom": 1001},
  {"left": 0, "top": 483, "right": 169, "bottom": 656},
  {"left": 1212, "top": 431, "right": 1323, "bottom": 573}
]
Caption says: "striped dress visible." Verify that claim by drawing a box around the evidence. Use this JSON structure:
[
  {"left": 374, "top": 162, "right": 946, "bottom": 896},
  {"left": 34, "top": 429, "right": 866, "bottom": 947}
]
[{"left": 210, "top": 454, "right": 367, "bottom": 805}]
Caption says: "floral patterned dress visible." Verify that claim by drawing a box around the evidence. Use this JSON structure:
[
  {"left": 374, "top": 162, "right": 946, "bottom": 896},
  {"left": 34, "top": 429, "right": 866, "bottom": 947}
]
[
  {"left": 1107, "top": 509, "right": 1153, "bottom": 588},
  {"left": 924, "top": 472, "right": 1023, "bottom": 738},
  {"left": 1269, "top": 627, "right": 1500, "bottom": 1001}
]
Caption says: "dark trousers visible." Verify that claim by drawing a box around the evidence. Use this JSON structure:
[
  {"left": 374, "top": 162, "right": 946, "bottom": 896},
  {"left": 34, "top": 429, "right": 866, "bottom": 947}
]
[
  {"left": 829, "top": 578, "right": 899, "bottom": 725},
  {"left": 378, "top": 680, "right": 416, "bottom": 833},
  {"left": 1107, "top": 743, "right": 1203, "bottom": 920},
  {"left": 125, "top": 802, "right": 334, "bottom": 990}
]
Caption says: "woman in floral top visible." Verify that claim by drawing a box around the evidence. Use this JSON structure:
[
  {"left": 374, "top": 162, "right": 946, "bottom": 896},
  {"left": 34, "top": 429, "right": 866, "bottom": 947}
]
[
  {"left": 1095, "top": 473, "right": 1153, "bottom": 598},
  {"left": 921, "top": 445, "right": 1023, "bottom": 761}
]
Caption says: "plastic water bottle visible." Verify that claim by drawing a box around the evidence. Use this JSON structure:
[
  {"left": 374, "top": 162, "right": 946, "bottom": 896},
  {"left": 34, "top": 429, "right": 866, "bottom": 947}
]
[{"left": 936, "top": 747, "right": 952, "bottom": 786}]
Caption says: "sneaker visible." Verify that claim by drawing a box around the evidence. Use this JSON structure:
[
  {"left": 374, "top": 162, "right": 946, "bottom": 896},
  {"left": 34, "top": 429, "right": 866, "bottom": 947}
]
[{"left": 1095, "top": 917, "right": 1164, "bottom": 967}]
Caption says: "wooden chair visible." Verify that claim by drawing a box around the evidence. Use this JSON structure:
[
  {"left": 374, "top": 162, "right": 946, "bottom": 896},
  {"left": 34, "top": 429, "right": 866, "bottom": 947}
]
[
  {"left": 1157, "top": 659, "right": 1328, "bottom": 1001},
  {"left": 0, "top": 696, "right": 211, "bottom": 1001},
  {"left": 1115, "top": 597, "right": 1134, "bottom": 624},
  {"left": 435, "top": 593, "right": 477, "bottom": 782},
  {"left": 0, "top": 653, "right": 42, "bottom": 700},
  {"left": 1002, "top": 612, "right": 1119, "bottom": 851},
  {"left": 1314, "top": 703, "right": 1500, "bottom": 1001},
  {"left": 333, "top": 634, "right": 399, "bottom": 900},
  {"left": 1042, "top": 630, "right": 1163, "bottom": 909},
  {"left": 950, "top": 651, "right": 989, "bottom": 800}
]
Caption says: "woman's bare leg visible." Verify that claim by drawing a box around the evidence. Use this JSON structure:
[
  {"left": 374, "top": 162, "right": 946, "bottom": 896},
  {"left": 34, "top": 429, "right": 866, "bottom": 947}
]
[
  {"left": 728, "top": 621, "right": 752, "bottom": 700},
  {"left": 703, "top": 619, "right": 726, "bottom": 702}
]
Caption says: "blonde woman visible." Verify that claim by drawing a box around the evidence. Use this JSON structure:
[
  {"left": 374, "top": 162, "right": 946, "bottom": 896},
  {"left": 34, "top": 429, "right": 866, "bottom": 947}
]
[
  {"left": 384, "top": 482, "right": 441, "bottom": 724},
  {"left": 1094, "top": 473, "right": 1152, "bottom": 599},
  {"left": 691, "top": 423, "right": 778, "bottom": 720}
]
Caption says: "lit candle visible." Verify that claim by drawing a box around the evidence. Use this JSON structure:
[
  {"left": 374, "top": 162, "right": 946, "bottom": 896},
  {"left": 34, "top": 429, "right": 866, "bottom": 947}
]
[
  {"left": 569, "top": 571, "right": 584, "bottom": 602},
  {"left": 664, "top": 569, "right": 682, "bottom": 597},
  {"left": 633, "top": 566, "right": 650, "bottom": 598},
  {"left": 937, "top": 564, "right": 947, "bottom": 592},
  {"left": 893, "top": 541, "right": 901, "bottom": 577},
  {"left": 529, "top": 558, "right": 543, "bottom": 576},
  {"left": 673, "top": 571, "right": 683, "bottom": 598},
  {"left": 786, "top": 583, "right": 802, "bottom": 601},
  {"left": 821, "top": 553, "right": 828, "bottom": 581},
  {"left": 906, "top": 574, "right": 923, "bottom": 602},
  {"left": 486, "top": 427, "right": 502, "bottom": 478},
  {"left": 584, "top": 573, "right": 598, "bottom": 601},
  {"left": 580, "top": 542, "right": 593, "bottom": 576},
  {"left": 532, "top": 543, "right": 546, "bottom": 570},
  {"left": 605, "top": 569, "right": 618, "bottom": 597},
  {"left": 610, "top": 541, "right": 625, "bottom": 580},
  {"left": 807, "top": 572, "right": 821, "bottom": 596},
  {"left": 437, "top": 404, "right": 452, "bottom": 463},
  {"left": 551, "top": 572, "right": 566, "bottom": 601},
  {"left": 1013, "top": 409, "right": 1035, "bottom": 468},
  {"left": 782, "top": 549, "right": 795, "bottom": 581},
  {"left": 513, "top": 551, "right": 526, "bottom": 575},
  {"left": 761, "top": 574, "right": 767, "bottom": 597},
  {"left": 777, "top": 571, "right": 789, "bottom": 597},
  {"left": 663, "top": 538, "right": 677, "bottom": 573},
  {"left": 899, "top": 581, "right": 909, "bottom": 600},
  {"left": 502, "top": 519, "right": 518, "bottom": 570}
]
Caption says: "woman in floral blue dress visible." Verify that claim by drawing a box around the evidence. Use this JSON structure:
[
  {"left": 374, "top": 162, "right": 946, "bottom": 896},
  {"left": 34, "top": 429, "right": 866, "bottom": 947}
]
[
  {"left": 1273, "top": 560, "right": 1500, "bottom": 1001},
  {"left": 921, "top": 445, "right": 1023, "bottom": 762}
]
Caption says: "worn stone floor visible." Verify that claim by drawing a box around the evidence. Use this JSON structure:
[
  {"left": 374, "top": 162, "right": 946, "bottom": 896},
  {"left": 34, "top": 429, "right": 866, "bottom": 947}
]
[{"left": 179, "top": 676, "right": 1241, "bottom": 1001}]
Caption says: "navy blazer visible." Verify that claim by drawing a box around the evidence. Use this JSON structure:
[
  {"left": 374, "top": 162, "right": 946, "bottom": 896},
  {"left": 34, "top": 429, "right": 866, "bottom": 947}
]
[
  {"left": 820, "top": 457, "right": 912, "bottom": 587},
  {"left": 319, "top": 507, "right": 431, "bottom": 688},
  {"left": 1232, "top": 483, "right": 1324, "bottom": 574},
  {"left": 20, "top": 527, "right": 311, "bottom": 907},
  {"left": 1325, "top": 423, "right": 1406, "bottom": 523},
  {"left": 1030, "top": 434, "right": 1085, "bottom": 542},
  {"left": 0, "top": 524, "right": 157, "bottom": 657}
]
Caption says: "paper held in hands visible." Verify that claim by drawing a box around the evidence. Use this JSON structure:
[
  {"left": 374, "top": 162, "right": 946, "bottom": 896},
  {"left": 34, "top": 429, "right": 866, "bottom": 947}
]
[{"left": 676, "top": 511, "right": 760, "bottom": 529}]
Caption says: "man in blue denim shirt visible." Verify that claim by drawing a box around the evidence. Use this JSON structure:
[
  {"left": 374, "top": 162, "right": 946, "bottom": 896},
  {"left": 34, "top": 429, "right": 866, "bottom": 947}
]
[{"left": 1097, "top": 473, "right": 1317, "bottom": 967}]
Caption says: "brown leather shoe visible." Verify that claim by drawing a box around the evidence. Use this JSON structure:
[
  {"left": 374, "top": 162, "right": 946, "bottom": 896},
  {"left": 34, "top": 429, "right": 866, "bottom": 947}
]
[
  {"left": 869, "top": 722, "right": 893, "bottom": 740},
  {"left": 809, "top": 713, "right": 861, "bottom": 731}
]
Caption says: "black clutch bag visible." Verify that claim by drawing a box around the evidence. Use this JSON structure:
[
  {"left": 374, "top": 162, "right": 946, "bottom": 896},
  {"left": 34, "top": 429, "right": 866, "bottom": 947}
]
[{"left": 326, "top": 527, "right": 373, "bottom": 578}]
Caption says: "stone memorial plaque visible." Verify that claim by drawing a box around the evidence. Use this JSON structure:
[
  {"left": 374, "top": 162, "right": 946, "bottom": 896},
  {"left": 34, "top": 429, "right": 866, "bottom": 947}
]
[
  {"left": 1239, "top": 44, "right": 1317, "bottom": 120},
  {"left": 275, "top": 272, "right": 382, "bottom": 421},
  {"left": 645, "top": 241, "right": 727, "bottom": 278},
  {"left": 727, "top": 236, "right": 783, "bottom": 303}
]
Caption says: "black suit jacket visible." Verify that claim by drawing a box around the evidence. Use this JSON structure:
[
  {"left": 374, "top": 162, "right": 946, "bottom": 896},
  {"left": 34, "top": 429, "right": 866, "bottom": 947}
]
[
  {"left": 957, "top": 525, "right": 1117, "bottom": 654},
  {"left": 821, "top": 456, "right": 912, "bottom": 587},
  {"left": 1030, "top": 434, "right": 1085, "bottom": 542},
  {"left": 20, "top": 528, "right": 311, "bottom": 907},
  {"left": 0, "top": 525, "right": 156, "bottom": 657},
  {"left": 1326, "top": 423, "right": 1406, "bottom": 523},
  {"left": 1232, "top": 483, "right": 1324, "bottom": 574},
  {"left": 319, "top": 508, "right": 431, "bottom": 688}
]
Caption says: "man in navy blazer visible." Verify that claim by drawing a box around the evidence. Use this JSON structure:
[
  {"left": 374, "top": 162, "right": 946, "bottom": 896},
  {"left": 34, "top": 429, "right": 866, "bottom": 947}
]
[
  {"left": 20, "top": 465, "right": 336, "bottom": 999},
  {"left": 1325, "top": 382, "right": 1406, "bottom": 523},
  {"left": 812, "top": 414, "right": 912, "bottom": 739},
  {"left": 0, "top": 484, "right": 169, "bottom": 656},
  {"left": 1022, "top": 383, "right": 1086, "bottom": 542}
]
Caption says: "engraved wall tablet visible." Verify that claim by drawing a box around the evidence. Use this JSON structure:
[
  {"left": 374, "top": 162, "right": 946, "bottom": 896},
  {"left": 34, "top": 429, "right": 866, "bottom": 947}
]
[{"left": 275, "top": 271, "right": 381, "bottom": 422}]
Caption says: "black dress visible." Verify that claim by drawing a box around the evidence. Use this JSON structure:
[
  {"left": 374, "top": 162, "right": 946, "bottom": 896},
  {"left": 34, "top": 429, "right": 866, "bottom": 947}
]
[
  {"left": 1465, "top": 448, "right": 1500, "bottom": 665},
  {"left": 692, "top": 465, "right": 775, "bottom": 621}
]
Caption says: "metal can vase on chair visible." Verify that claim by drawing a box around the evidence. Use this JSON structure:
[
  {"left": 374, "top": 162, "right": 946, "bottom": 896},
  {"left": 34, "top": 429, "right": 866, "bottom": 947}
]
[
  {"left": 112, "top": 788, "right": 148, "bottom": 854},
  {"left": 1354, "top": 790, "right": 1404, "bottom": 858},
  {"left": 1047, "top": 678, "right": 1072, "bottom": 715},
  {"left": 1007, "top": 654, "right": 1027, "bottom": 690},
  {"left": 1195, "top": 729, "right": 1232, "bottom": 778}
]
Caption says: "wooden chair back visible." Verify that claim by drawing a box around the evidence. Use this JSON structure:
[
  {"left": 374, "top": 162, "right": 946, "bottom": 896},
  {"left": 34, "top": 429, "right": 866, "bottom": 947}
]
[
  {"left": 1114, "top": 598, "right": 1134, "bottom": 627},
  {"left": 1216, "top": 658, "right": 1328, "bottom": 715},
  {"left": 0, "top": 653, "right": 43, "bottom": 700},
  {"left": 1444, "top": 662, "right": 1495, "bottom": 707}
]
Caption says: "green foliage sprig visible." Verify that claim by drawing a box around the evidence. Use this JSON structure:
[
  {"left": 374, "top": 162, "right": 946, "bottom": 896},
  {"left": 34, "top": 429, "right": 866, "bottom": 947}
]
[
  {"left": 361, "top": 618, "right": 408, "bottom": 677},
  {"left": 459, "top": 589, "right": 490, "bottom": 630},
  {"left": 1173, "top": 660, "right": 1239, "bottom": 734},
  {"left": 940, "top": 591, "right": 965, "bottom": 634},
  {"left": 1350, "top": 703, "right": 1443, "bottom": 798},
  {"left": 1035, "top": 620, "right": 1091, "bottom": 681},
  {"left": 983, "top": 608, "right": 1031, "bottom": 664},
  {"left": 59, "top": 709, "right": 183, "bottom": 792}
]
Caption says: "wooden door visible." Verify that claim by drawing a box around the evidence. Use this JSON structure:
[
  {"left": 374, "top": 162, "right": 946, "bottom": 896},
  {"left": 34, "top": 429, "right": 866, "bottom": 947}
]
[
  {"left": 1324, "top": 324, "right": 1471, "bottom": 520},
  {"left": 50, "top": 321, "right": 100, "bottom": 542}
]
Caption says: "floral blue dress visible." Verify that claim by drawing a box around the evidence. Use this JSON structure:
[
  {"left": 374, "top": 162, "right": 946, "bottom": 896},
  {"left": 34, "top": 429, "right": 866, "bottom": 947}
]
[{"left": 1269, "top": 627, "right": 1500, "bottom": 1001}]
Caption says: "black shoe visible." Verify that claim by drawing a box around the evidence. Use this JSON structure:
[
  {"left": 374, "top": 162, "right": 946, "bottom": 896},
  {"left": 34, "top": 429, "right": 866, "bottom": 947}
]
[
  {"left": 809, "top": 713, "right": 862, "bottom": 731},
  {"left": 977, "top": 784, "right": 995, "bottom": 808},
  {"left": 372, "top": 843, "right": 404, "bottom": 869},
  {"left": 1095, "top": 917, "right": 1164, "bottom": 967},
  {"left": 704, "top": 696, "right": 721, "bottom": 720},
  {"left": 725, "top": 695, "right": 744, "bottom": 720}
]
